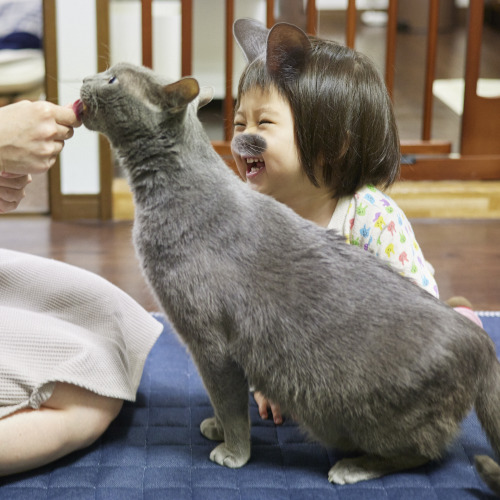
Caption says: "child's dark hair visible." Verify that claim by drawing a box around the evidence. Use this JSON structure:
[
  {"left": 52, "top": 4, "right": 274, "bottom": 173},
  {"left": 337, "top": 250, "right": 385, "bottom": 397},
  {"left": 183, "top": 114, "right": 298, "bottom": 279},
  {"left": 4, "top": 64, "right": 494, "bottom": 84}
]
[{"left": 235, "top": 37, "right": 401, "bottom": 198}]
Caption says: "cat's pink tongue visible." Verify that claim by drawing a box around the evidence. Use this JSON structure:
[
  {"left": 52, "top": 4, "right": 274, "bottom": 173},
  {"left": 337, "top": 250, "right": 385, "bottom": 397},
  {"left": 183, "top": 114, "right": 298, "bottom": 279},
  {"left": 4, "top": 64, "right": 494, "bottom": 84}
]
[{"left": 73, "top": 99, "right": 84, "bottom": 121}]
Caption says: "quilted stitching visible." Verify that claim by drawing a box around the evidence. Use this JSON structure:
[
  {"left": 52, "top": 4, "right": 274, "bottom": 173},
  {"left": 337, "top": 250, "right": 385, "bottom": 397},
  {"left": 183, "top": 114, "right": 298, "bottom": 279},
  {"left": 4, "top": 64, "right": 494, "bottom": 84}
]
[{"left": 0, "top": 313, "right": 497, "bottom": 499}]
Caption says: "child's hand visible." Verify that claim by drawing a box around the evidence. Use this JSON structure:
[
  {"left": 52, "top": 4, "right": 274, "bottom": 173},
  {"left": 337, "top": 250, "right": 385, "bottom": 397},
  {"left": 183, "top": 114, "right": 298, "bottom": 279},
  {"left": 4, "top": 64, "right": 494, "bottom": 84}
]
[{"left": 254, "top": 391, "right": 283, "bottom": 425}]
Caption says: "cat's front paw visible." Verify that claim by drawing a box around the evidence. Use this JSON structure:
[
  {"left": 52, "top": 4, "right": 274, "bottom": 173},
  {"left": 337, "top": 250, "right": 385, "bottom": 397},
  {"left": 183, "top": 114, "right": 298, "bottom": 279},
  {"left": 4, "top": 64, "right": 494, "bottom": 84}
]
[
  {"left": 200, "top": 417, "right": 224, "bottom": 441},
  {"left": 209, "top": 442, "right": 250, "bottom": 468}
]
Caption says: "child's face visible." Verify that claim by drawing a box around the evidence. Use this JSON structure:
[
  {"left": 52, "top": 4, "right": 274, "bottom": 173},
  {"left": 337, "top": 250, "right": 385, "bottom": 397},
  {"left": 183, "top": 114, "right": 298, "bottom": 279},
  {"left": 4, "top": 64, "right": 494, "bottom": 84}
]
[{"left": 232, "top": 86, "right": 315, "bottom": 206}]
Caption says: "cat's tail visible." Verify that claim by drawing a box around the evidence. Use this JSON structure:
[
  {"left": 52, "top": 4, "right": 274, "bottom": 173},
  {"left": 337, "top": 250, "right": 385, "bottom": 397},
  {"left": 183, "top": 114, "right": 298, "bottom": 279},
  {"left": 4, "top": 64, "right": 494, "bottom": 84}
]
[
  {"left": 474, "top": 357, "right": 500, "bottom": 496},
  {"left": 474, "top": 456, "right": 500, "bottom": 496}
]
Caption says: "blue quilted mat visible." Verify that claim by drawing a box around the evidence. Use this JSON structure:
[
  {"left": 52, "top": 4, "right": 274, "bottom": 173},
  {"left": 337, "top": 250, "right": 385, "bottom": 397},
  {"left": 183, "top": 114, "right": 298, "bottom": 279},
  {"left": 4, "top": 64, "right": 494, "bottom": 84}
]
[{"left": 1, "top": 312, "right": 500, "bottom": 499}]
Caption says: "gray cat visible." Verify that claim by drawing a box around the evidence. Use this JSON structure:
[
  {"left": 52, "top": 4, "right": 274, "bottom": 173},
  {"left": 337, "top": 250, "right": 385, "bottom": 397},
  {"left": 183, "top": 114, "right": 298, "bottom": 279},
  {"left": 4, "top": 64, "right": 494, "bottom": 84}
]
[{"left": 79, "top": 38, "right": 500, "bottom": 495}]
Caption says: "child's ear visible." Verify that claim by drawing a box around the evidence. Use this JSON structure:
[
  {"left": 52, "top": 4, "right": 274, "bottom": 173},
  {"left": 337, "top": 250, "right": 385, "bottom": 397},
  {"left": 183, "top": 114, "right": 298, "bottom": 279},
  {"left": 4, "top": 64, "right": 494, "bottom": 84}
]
[
  {"left": 162, "top": 77, "right": 200, "bottom": 112},
  {"left": 198, "top": 86, "right": 214, "bottom": 109},
  {"left": 266, "top": 23, "right": 311, "bottom": 81},
  {"left": 233, "top": 18, "right": 269, "bottom": 63}
]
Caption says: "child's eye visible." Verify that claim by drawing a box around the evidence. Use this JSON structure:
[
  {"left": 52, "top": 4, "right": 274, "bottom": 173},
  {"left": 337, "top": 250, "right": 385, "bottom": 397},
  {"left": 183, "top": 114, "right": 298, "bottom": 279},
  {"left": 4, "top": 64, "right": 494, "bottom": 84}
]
[
  {"left": 108, "top": 76, "right": 118, "bottom": 84},
  {"left": 259, "top": 120, "right": 272, "bottom": 126},
  {"left": 234, "top": 122, "right": 245, "bottom": 130}
]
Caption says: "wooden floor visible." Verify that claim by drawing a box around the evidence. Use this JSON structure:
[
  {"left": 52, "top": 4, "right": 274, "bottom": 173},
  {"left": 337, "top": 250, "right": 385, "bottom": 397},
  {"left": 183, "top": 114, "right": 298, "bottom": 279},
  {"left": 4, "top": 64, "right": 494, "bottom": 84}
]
[
  {"left": 113, "top": 178, "right": 500, "bottom": 221},
  {"left": 1, "top": 216, "right": 499, "bottom": 312}
]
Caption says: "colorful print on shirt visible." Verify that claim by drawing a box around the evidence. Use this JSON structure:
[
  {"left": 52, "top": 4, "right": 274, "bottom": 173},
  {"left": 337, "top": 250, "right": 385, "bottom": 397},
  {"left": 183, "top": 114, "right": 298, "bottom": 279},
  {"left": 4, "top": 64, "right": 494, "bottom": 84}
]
[{"left": 329, "top": 185, "right": 439, "bottom": 298}]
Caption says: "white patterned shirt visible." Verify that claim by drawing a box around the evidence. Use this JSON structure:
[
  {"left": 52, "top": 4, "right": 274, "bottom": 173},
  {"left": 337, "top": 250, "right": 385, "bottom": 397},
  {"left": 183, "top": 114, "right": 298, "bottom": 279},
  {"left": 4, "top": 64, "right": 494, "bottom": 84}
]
[{"left": 328, "top": 184, "right": 439, "bottom": 298}]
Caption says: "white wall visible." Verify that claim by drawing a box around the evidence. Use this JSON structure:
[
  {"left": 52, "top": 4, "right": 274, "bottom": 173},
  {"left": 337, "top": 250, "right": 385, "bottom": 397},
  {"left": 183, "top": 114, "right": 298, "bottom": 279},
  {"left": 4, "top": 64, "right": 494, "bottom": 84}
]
[{"left": 56, "top": 0, "right": 100, "bottom": 195}]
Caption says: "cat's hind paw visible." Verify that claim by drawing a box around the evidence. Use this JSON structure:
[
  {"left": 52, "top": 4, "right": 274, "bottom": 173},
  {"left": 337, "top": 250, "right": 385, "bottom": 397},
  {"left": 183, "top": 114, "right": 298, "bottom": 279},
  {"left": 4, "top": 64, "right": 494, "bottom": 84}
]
[
  {"left": 328, "top": 455, "right": 428, "bottom": 484},
  {"left": 200, "top": 417, "right": 224, "bottom": 441},
  {"left": 209, "top": 442, "right": 250, "bottom": 469},
  {"left": 328, "top": 457, "right": 384, "bottom": 484}
]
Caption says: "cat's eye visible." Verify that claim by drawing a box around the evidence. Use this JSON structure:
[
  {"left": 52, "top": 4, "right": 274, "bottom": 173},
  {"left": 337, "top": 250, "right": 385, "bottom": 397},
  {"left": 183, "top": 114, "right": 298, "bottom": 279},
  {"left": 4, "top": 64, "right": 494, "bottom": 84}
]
[{"left": 108, "top": 76, "right": 118, "bottom": 84}]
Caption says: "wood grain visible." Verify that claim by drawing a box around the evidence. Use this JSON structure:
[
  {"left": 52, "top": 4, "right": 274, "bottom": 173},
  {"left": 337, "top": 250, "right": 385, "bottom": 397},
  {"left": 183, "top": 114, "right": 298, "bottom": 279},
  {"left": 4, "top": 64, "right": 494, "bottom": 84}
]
[{"left": 1, "top": 217, "right": 499, "bottom": 311}]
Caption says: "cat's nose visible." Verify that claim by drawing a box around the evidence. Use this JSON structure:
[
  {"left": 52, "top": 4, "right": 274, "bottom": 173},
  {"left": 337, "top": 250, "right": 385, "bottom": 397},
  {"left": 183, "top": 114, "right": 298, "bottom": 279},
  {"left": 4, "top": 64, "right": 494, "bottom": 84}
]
[{"left": 232, "top": 134, "right": 267, "bottom": 156}]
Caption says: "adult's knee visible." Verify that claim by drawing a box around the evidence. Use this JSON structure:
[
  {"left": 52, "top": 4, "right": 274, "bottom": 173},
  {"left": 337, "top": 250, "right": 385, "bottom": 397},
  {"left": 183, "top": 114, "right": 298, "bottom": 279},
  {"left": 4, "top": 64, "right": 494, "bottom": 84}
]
[
  {"left": 74, "top": 397, "right": 123, "bottom": 449},
  {"left": 46, "top": 384, "right": 123, "bottom": 451}
]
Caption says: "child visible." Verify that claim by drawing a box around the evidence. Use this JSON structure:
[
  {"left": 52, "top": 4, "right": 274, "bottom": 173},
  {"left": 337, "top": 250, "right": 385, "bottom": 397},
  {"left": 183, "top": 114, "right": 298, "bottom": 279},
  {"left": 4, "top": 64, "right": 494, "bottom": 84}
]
[{"left": 231, "top": 19, "right": 482, "bottom": 424}]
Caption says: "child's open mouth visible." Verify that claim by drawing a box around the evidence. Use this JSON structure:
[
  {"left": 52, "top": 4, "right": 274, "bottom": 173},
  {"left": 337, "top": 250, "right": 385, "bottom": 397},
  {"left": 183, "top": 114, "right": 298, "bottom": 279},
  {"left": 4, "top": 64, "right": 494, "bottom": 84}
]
[{"left": 245, "top": 157, "right": 265, "bottom": 179}]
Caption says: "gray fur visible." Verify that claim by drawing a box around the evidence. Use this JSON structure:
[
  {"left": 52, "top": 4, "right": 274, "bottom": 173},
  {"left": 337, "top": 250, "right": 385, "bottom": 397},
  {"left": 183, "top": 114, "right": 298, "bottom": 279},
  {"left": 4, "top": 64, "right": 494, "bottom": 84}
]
[
  {"left": 80, "top": 61, "right": 500, "bottom": 493},
  {"left": 234, "top": 18, "right": 269, "bottom": 63},
  {"left": 233, "top": 18, "right": 310, "bottom": 80},
  {"left": 232, "top": 134, "right": 267, "bottom": 157}
]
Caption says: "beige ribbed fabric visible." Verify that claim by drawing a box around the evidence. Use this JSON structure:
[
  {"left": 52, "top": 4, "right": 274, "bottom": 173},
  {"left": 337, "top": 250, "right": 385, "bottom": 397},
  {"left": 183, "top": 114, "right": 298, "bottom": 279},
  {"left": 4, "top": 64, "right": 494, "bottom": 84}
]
[{"left": 0, "top": 249, "right": 163, "bottom": 419}]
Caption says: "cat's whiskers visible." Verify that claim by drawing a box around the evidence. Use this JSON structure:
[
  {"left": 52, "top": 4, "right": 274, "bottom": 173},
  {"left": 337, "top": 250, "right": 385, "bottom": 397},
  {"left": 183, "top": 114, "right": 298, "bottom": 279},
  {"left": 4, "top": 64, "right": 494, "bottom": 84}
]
[
  {"left": 97, "top": 43, "right": 111, "bottom": 68},
  {"left": 44, "top": 74, "right": 83, "bottom": 104}
]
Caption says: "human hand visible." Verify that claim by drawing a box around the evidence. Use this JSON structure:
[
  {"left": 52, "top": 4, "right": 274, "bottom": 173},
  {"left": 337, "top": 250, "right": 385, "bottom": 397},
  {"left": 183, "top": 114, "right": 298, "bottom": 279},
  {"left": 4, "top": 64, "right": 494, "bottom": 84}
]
[
  {"left": 0, "top": 100, "right": 81, "bottom": 176},
  {"left": 254, "top": 391, "right": 283, "bottom": 425},
  {"left": 0, "top": 172, "right": 31, "bottom": 213}
]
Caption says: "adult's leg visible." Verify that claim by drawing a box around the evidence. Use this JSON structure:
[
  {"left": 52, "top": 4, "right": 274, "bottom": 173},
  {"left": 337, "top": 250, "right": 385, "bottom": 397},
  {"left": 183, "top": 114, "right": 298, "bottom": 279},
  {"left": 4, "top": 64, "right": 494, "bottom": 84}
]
[{"left": 0, "top": 382, "right": 123, "bottom": 476}]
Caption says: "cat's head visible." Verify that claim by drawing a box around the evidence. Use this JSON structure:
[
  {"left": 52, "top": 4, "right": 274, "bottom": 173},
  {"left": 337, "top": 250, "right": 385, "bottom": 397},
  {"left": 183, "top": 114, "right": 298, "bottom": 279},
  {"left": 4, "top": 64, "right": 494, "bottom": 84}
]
[{"left": 79, "top": 62, "right": 213, "bottom": 146}]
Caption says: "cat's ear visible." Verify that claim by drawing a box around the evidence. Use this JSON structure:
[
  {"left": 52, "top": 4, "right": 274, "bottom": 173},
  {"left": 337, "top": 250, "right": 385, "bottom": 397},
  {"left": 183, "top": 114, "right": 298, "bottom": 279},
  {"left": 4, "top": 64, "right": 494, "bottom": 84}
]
[
  {"left": 162, "top": 77, "right": 199, "bottom": 113},
  {"left": 266, "top": 22, "right": 311, "bottom": 81},
  {"left": 234, "top": 18, "right": 269, "bottom": 63},
  {"left": 198, "top": 86, "right": 214, "bottom": 109}
]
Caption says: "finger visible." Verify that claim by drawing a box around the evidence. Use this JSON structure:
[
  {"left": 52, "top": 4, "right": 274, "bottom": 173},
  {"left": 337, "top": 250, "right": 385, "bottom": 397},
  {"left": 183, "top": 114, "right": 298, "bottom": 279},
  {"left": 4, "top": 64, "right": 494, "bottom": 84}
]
[
  {"left": 0, "top": 171, "right": 30, "bottom": 179},
  {"left": 50, "top": 140, "right": 65, "bottom": 157},
  {"left": 59, "top": 125, "right": 74, "bottom": 140},
  {"left": 254, "top": 392, "right": 269, "bottom": 419},
  {"left": 56, "top": 104, "right": 82, "bottom": 127},
  {"left": 0, "top": 174, "right": 31, "bottom": 189},
  {"left": 64, "top": 101, "right": 83, "bottom": 122},
  {"left": 0, "top": 199, "right": 20, "bottom": 213},
  {"left": 54, "top": 124, "right": 75, "bottom": 141},
  {"left": 0, "top": 185, "right": 26, "bottom": 204},
  {"left": 0, "top": 171, "right": 21, "bottom": 178},
  {"left": 258, "top": 400, "right": 269, "bottom": 419},
  {"left": 270, "top": 403, "right": 283, "bottom": 425},
  {"left": 36, "top": 143, "right": 63, "bottom": 172},
  {"left": 44, "top": 154, "right": 58, "bottom": 171}
]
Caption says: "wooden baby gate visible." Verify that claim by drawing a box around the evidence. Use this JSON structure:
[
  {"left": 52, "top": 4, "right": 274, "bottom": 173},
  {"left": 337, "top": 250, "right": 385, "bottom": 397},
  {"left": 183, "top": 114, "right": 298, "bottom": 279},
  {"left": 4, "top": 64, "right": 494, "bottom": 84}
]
[
  {"left": 141, "top": 0, "right": 500, "bottom": 178},
  {"left": 44, "top": 0, "right": 500, "bottom": 220}
]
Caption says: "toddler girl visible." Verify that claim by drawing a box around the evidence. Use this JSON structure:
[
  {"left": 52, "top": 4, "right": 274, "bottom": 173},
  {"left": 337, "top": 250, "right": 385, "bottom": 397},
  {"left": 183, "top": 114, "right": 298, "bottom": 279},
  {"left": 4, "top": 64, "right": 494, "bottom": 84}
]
[{"left": 231, "top": 19, "right": 481, "bottom": 423}]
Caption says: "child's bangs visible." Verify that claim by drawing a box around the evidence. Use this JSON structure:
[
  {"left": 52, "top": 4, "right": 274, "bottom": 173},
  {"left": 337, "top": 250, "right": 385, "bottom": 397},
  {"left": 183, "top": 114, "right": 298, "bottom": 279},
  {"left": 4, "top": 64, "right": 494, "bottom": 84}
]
[{"left": 237, "top": 57, "right": 278, "bottom": 101}]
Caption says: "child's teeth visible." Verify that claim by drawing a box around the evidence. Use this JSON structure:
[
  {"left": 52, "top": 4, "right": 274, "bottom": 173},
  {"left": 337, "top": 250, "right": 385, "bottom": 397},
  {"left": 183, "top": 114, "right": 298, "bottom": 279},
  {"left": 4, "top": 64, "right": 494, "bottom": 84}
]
[{"left": 245, "top": 157, "right": 264, "bottom": 175}]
